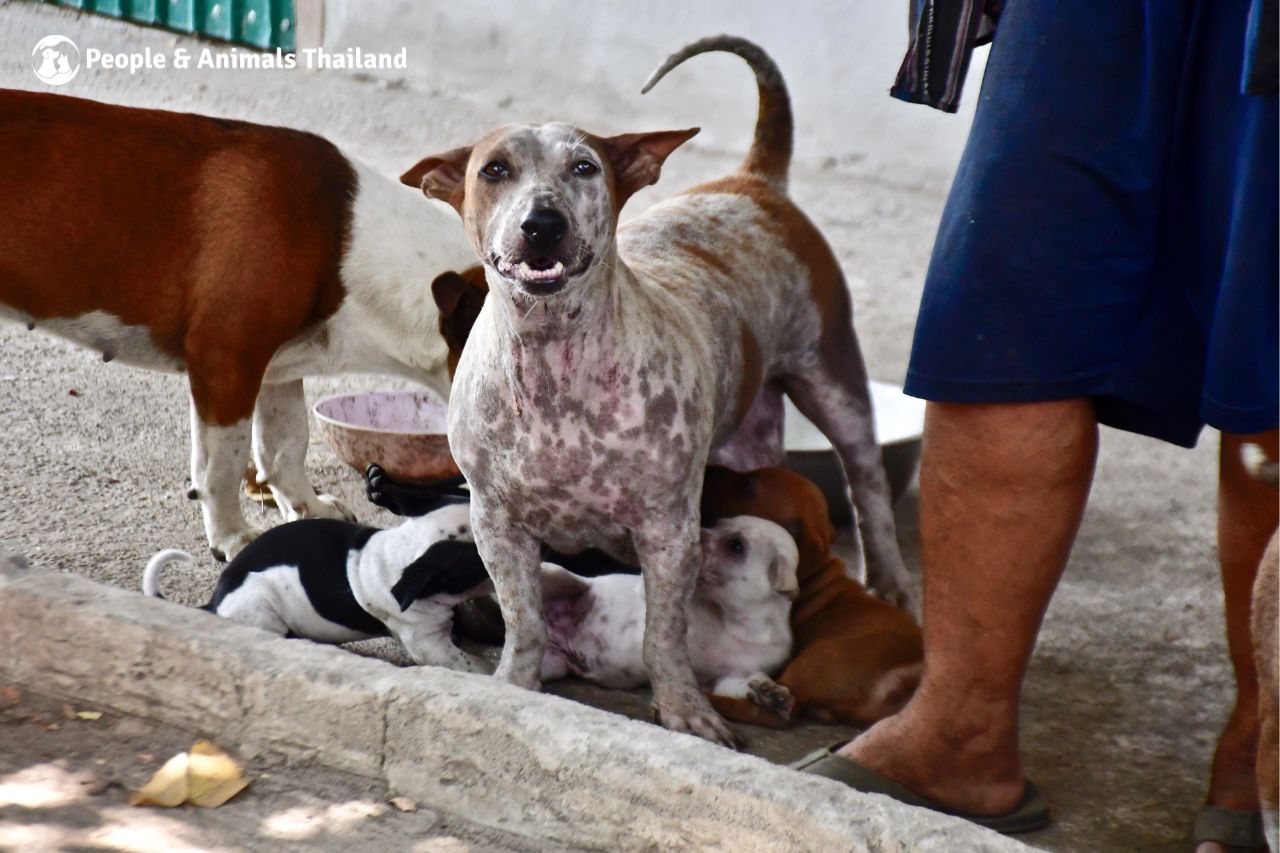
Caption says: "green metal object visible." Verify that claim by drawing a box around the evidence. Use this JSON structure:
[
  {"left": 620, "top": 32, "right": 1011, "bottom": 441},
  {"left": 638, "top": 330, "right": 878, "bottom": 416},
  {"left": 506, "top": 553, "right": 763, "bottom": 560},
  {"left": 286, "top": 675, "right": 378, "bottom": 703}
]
[
  {"left": 43, "top": 0, "right": 297, "bottom": 51},
  {"left": 198, "top": 0, "right": 232, "bottom": 41},
  {"left": 238, "top": 0, "right": 273, "bottom": 49},
  {"left": 124, "top": 0, "right": 160, "bottom": 25},
  {"left": 165, "top": 0, "right": 196, "bottom": 33}
]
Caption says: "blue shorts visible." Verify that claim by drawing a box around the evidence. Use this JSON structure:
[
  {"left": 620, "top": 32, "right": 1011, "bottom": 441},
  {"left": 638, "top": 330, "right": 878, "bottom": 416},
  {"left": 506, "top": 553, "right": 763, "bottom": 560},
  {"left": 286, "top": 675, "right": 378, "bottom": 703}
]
[{"left": 905, "top": 0, "right": 1279, "bottom": 447}]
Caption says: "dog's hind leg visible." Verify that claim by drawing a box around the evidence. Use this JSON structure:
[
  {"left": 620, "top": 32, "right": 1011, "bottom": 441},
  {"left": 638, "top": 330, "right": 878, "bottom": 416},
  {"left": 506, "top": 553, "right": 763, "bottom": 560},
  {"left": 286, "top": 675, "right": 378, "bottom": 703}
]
[
  {"left": 253, "top": 379, "right": 354, "bottom": 523},
  {"left": 783, "top": 355, "right": 918, "bottom": 616}
]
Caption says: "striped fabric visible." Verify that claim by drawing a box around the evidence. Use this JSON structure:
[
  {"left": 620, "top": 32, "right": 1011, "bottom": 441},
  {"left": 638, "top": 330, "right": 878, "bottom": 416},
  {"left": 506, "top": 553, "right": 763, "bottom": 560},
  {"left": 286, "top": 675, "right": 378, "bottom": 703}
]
[
  {"left": 893, "top": 0, "right": 1278, "bottom": 112},
  {"left": 889, "top": 0, "right": 1000, "bottom": 113}
]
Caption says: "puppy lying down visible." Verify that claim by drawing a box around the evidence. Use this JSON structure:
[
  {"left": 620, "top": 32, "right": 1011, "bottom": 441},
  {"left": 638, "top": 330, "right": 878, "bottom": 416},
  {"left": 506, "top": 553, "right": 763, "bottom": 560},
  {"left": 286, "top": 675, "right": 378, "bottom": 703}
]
[
  {"left": 143, "top": 503, "right": 493, "bottom": 673},
  {"left": 539, "top": 516, "right": 799, "bottom": 714},
  {"left": 143, "top": 508, "right": 799, "bottom": 709}
]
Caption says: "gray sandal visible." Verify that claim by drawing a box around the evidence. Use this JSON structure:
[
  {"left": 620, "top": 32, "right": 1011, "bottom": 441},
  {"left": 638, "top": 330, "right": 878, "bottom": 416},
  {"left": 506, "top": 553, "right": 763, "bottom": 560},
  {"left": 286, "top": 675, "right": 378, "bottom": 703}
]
[
  {"left": 1192, "top": 805, "right": 1267, "bottom": 852},
  {"left": 792, "top": 742, "right": 1050, "bottom": 835}
]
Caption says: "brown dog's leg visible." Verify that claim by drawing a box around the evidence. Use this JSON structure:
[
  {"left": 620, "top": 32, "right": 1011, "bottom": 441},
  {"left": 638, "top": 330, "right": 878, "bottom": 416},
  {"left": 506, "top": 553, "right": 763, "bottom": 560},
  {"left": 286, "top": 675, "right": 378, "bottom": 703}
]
[
  {"left": 1204, "top": 432, "right": 1280, "bottom": 826},
  {"left": 186, "top": 344, "right": 272, "bottom": 562},
  {"left": 252, "top": 379, "right": 353, "bottom": 522}
]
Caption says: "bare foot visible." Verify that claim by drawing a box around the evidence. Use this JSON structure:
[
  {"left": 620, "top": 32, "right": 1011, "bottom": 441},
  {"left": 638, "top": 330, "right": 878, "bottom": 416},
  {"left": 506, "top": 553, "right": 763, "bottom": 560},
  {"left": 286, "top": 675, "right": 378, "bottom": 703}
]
[{"left": 841, "top": 684, "right": 1027, "bottom": 816}]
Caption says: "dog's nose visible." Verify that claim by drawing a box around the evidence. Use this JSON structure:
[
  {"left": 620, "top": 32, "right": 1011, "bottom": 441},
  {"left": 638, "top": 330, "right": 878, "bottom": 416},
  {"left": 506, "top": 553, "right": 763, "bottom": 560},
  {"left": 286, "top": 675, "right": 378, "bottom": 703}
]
[{"left": 520, "top": 208, "right": 567, "bottom": 248}]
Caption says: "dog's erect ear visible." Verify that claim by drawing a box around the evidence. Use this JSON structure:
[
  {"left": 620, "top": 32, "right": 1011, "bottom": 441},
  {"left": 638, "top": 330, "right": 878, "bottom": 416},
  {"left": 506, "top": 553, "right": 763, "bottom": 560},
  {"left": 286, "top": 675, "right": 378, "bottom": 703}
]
[
  {"left": 401, "top": 145, "right": 473, "bottom": 211},
  {"left": 390, "top": 540, "right": 490, "bottom": 611},
  {"left": 599, "top": 127, "right": 699, "bottom": 206}
]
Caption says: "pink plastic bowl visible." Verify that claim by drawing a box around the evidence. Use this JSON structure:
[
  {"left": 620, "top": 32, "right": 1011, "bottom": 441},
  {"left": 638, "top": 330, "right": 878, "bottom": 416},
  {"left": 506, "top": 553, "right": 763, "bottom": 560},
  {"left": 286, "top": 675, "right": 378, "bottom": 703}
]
[{"left": 313, "top": 390, "right": 460, "bottom": 484}]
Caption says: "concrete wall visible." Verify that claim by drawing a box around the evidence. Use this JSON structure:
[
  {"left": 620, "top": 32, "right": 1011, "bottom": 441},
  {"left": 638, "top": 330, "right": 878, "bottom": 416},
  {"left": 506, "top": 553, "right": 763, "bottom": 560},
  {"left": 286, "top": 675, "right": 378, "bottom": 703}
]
[{"left": 324, "top": 0, "right": 984, "bottom": 186}]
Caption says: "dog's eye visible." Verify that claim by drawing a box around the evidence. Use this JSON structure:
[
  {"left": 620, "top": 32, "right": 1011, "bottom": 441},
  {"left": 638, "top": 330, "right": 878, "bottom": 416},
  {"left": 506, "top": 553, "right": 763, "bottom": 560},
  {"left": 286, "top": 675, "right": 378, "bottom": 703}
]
[
  {"left": 480, "top": 161, "right": 508, "bottom": 180},
  {"left": 726, "top": 537, "right": 745, "bottom": 555},
  {"left": 572, "top": 160, "right": 599, "bottom": 177}
]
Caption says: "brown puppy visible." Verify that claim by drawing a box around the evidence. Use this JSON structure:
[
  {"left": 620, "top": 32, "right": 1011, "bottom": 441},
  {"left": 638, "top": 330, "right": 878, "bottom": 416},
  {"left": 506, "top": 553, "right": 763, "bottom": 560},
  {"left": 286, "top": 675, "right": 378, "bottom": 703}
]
[{"left": 701, "top": 466, "right": 922, "bottom": 728}]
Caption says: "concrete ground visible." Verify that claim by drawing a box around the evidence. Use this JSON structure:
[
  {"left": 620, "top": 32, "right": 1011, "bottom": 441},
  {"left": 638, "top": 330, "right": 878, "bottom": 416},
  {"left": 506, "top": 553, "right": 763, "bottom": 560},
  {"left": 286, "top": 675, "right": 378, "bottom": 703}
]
[
  {"left": 0, "top": 687, "right": 533, "bottom": 852},
  {"left": 0, "top": 2, "right": 1241, "bottom": 850}
]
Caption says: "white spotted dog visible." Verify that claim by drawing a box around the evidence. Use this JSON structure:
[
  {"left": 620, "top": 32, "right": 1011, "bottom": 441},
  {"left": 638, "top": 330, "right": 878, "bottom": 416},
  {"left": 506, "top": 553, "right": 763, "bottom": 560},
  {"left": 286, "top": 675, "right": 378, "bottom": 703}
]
[
  {"left": 540, "top": 516, "right": 800, "bottom": 725},
  {"left": 0, "top": 89, "right": 485, "bottom": 562},
  {"left": 142, "top": 503, "right": 493, "bottom": 672},
  {"left": 401, "top": 35, "right": 912, "bottom": 744}
]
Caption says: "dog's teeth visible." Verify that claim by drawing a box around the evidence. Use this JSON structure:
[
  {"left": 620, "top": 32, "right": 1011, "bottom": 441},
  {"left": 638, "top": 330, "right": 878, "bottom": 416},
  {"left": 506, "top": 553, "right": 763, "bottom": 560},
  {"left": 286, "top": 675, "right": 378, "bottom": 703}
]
[{"left": 516, "top": 260, "right": 565, "bottom": 282}]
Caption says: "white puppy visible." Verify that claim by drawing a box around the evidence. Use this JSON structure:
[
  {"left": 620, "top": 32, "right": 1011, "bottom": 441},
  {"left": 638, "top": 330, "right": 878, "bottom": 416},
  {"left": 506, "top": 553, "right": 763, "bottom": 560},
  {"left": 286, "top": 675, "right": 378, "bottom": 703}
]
[{"left": 538, "top": 516, "right": 799, "bottom": 708}]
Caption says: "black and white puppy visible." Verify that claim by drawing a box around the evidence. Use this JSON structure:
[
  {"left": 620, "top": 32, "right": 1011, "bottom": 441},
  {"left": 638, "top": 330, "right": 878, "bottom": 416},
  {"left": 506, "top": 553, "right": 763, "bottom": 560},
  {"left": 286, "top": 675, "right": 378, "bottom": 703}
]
[{"left": 142, "top": 502, "right": 492, "bottom": 672}]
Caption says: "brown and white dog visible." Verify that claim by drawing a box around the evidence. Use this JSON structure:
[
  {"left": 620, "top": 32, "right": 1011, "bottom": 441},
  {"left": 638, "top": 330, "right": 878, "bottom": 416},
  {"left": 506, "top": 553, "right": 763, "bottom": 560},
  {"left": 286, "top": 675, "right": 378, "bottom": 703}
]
[
  {"left": 701, "top": 466, "right": 922, "bottom": 728},
  {"left": 0, "top": 89, "right": 484, "bottom": 560},
  {"left": 400, "top": 36, "right": 912, "bottom": 744}
]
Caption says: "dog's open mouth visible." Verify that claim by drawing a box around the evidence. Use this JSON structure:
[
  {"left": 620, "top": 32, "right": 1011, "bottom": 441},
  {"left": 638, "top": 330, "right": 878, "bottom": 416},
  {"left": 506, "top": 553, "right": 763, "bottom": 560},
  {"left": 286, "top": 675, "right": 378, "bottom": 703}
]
[{"left": 494, "top": 253, "right": 591, "bottom": 296}]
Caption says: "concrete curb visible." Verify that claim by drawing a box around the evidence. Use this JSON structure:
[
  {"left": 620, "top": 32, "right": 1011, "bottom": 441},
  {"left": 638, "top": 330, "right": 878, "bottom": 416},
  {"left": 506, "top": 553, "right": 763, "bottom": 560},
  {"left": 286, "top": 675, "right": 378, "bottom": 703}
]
[{"left": 0, "top": 556, "right": 1028, "bottom": 851}]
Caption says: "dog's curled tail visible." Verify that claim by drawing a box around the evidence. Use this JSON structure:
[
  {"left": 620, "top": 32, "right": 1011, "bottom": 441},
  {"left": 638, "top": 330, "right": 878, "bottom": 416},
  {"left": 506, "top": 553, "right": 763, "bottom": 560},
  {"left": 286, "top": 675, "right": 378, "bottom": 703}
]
[
  {"left": 142, "top": 549, "right": 194, "bottom": 600},
  {"left": 642, "top": 35, "right": 792, "bottom": 189}
]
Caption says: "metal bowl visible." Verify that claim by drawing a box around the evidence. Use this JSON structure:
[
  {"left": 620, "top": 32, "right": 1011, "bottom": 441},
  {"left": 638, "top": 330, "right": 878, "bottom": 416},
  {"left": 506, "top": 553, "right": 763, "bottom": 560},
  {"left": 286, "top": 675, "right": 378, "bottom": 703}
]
[
  {"left": 313, "top": 390, "right": 460, "bottom": 484},
  {"left": 783, "top": 380, "right": 925, "bottom": 524}
]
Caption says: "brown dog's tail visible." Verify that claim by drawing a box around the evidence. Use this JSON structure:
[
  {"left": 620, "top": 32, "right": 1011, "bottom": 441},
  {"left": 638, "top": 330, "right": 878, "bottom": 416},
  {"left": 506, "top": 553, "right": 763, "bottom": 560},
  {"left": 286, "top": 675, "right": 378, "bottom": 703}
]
[{"left": 641, "top": 35, "right": 792, "bottom": 190}]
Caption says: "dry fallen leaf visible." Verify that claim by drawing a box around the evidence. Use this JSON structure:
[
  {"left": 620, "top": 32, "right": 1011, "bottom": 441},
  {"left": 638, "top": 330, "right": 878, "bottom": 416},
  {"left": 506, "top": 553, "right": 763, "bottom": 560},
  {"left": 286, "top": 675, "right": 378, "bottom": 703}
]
[
  {"left": 75, "top": 711, "right": 103, "bottom": 721},
  {"left": 129, "top": 742, "right": 248, "bottom": 809},
  {"left": 0, "top": 687, "right": 19, "bottom": 711},
  {"left": 388, "top": 796, "right": 417, "bottom": 813},
  {"left": 129, "top": 753, "right": 189, "bottom": 808},
  {"left": 186, "top": 741, "right": 249, "bottom": 807}
]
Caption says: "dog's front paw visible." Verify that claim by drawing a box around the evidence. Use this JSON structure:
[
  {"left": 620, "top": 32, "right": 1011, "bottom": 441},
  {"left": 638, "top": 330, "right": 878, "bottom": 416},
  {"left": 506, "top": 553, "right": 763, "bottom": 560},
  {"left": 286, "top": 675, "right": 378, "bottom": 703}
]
[
  {"left": 365, "top": 464, "right": 398, "bottom": 512},
  {"left": 653, "top": 688, "right": 739, "bottom": 748},
  {"left": 746, "top": 674, "right": 795, "bottom": 720},
  {"left": 209, "top": 528, "right": 257, "bottom": 563},
  {"left": 406, "top": 644, "right": 493, "bottom": 675},
  {"left": 279, "top": 492, "right": 354, "bottom": 523}
]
